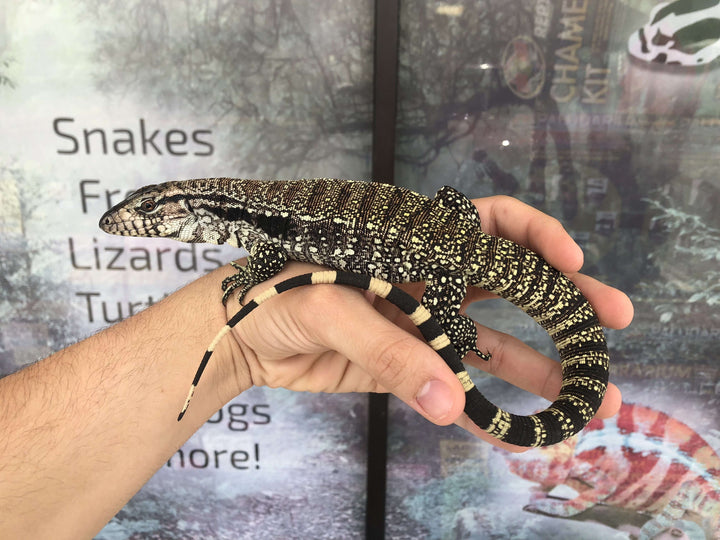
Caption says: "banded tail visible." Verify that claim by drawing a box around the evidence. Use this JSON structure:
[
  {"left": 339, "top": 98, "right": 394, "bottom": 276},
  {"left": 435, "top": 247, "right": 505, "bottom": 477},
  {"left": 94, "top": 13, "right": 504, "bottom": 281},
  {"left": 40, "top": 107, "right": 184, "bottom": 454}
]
[
  {"left": 467, "top": 235, "right": 609, "bottom": 446},
  {"left": 179, "top": 270, "right": 608, "bottom": 448}
]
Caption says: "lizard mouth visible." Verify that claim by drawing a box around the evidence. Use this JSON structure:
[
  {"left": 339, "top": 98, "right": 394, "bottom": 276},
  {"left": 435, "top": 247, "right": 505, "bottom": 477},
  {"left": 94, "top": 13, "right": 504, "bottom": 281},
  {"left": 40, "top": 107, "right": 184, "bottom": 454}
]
[
  {"left": 98, "top": 209, "right": 142, "bottom": 236},
  {"left": 99, "top": 214, "right": 111, "bottom": 229},
  {"left": 99, "top": 211, "right": 117, "bottom": 233}
]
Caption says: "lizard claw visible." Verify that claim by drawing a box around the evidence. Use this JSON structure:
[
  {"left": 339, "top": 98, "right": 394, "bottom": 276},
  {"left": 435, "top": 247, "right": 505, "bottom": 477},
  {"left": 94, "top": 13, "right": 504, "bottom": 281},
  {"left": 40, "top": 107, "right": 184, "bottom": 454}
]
[
  {"left": 463, "top": 342, "right": 491, "bottom": 361},
  {"left": 221, "top": 263, "right": 255, "bottom": 305},
  {"left": 221, "top": 280, "right": 252, "bottom": 305}
]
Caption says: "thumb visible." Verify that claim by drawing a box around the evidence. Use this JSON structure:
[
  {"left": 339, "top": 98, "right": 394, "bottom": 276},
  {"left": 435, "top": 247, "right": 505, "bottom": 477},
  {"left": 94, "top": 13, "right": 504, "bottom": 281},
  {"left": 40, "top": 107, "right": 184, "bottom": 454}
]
[{"left": 315, "top": 290, "right": 467, "bottom": 426}]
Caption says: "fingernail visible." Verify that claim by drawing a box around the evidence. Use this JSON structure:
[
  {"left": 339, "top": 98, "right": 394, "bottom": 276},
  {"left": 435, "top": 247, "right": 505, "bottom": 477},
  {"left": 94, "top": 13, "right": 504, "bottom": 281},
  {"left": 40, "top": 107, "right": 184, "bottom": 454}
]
[{"left": 416, "top": 379, "right": 455, "bottom": 421}]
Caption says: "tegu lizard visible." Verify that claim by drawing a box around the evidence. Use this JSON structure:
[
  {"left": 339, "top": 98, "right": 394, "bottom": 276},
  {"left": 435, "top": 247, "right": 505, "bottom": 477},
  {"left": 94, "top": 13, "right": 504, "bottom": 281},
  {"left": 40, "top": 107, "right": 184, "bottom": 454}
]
[{"left": 99, "top": 178, "right": 609, "bottom": 447}]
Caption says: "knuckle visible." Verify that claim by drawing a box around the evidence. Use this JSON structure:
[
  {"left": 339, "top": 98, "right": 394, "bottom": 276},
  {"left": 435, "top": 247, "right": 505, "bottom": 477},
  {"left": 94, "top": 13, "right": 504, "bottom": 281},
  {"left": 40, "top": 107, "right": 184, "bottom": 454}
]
[
  {"left": 365, "top": 335, "right": 418, "bottom": 389},
  {"left": 301, "top": 283, "right": 362, "bottom": 320},
  {"left": 492, "top": 194, "right": 515, "bottom": 207}
]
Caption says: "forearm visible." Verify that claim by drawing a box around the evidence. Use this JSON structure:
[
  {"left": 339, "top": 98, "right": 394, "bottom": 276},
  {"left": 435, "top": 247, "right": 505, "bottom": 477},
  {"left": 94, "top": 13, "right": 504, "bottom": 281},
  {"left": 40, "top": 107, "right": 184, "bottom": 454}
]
[{"left": 0, "top": 266, "right": 247, "bottom": 539}]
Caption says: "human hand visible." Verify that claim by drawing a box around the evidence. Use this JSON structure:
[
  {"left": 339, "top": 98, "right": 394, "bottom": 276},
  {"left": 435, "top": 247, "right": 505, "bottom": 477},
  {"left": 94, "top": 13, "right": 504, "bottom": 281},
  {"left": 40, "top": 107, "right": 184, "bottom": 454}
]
[
  {"left": 219, "top": 196, "right": 632, "bottom": 452},
  {"left": 458, "top": 196, "right": 631, "bottom": 449}
]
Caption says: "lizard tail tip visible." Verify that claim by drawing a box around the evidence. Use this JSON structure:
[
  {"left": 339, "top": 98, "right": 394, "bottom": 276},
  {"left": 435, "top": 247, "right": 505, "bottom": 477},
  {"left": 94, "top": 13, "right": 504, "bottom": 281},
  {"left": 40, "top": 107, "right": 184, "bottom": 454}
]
[{"left": 177, "top": 385, "right": 195, "bottom": 422}]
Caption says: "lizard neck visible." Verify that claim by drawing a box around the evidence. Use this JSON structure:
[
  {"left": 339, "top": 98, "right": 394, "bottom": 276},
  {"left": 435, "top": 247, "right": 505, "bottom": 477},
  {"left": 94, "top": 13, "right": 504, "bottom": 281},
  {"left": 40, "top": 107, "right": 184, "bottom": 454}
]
[{"left": 181, "top": 178, "right": 269, "bottom": 246}]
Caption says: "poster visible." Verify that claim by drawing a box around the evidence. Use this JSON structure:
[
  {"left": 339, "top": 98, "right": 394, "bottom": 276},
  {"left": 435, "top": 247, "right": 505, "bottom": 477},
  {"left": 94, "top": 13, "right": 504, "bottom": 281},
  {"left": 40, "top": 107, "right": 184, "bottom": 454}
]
[
  {"left": 3, "top": 1, "right": 720, "bottom": 538},
  {"left": 389, "top": 1, "right": 720, "bottom": 538},
  {"left": 0, "top": 1, "right": 372, "bottom": 537}
]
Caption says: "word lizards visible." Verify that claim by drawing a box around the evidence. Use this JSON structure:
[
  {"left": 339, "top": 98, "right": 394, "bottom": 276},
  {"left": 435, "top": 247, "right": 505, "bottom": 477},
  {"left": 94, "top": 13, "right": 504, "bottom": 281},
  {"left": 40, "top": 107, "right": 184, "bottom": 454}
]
[{"left": 99, "top": 178, "right": 609, "bottom": 447}]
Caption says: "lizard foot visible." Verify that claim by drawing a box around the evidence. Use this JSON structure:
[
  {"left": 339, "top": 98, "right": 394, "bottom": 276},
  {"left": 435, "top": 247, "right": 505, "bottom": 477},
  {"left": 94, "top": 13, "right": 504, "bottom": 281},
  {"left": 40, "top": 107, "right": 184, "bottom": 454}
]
[
  {"left": 448, "top": 313, "right": 491, "bottom": 361},
  {"left": 422, "top": 275, "right": 491, "bottom": 361},
  {"left": 221, "top": 244, "right": 288, "bottom": 305},
  {"left": 221, "top": 262, "right": 255, "bottom": 305},
  {"left": 221, "top": 261, "right": 246, "bottom": 288}
]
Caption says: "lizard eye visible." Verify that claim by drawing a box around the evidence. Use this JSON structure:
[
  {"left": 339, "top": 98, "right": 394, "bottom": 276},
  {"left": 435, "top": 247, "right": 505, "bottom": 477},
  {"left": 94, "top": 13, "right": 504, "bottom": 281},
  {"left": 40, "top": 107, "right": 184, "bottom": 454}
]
[{"left": 139, "top": 198, "right": 158, "bottom": 213}]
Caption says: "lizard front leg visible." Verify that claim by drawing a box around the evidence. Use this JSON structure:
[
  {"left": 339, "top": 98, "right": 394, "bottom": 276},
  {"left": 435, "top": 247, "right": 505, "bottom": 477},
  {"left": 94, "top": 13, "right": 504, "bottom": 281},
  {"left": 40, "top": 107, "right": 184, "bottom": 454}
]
[
  {"left": 221, "top": 242, "right": 288, "bottom": 305},
  {"left": 422, "top": 275, "right": 491, "bottom": 361}
]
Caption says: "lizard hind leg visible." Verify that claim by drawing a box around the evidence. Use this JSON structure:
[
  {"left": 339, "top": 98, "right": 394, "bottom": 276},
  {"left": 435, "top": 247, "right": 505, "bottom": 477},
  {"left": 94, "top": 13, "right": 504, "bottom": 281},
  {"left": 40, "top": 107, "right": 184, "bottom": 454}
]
[
  {"left": 221, "top": 242, "right": 288, "bottom": 305},
  {"left": 421, "top": 275, "right": 491, "bottom": 361},
  {"left": 448, "top": 314, "right": 491, "bottom": 361},
  {"left": 433, "top": 185, "right": 483, "bottom": 225}
]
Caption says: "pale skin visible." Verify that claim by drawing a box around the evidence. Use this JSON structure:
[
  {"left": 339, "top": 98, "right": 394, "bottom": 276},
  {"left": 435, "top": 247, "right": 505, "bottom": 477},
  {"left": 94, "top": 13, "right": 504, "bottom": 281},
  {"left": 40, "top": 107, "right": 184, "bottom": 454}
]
[{"left": 0, "top": 196, "right": 631, "bottom": 539}]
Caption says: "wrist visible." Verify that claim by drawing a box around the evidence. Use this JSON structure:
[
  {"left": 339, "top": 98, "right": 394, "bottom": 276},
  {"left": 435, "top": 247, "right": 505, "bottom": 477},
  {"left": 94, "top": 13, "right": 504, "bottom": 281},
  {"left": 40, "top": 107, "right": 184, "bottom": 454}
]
[{"left": 178, "top": 264, "right": 254, "bottom": 421}]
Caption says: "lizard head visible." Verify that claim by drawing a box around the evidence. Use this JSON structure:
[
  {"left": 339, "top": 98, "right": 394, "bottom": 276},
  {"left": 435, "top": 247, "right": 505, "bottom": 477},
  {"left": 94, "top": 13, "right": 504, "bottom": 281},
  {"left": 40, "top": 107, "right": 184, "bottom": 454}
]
[{"left": 99, "top": 181, "right": 205, "bottom": 242}]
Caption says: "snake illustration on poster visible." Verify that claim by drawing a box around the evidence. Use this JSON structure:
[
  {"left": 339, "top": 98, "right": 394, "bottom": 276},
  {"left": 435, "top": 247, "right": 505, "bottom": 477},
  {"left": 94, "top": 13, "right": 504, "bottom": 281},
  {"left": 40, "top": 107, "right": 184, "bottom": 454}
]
[
  {"left": 0, "top": 1, "right": 373, "bottom": 537},
  {"left": 389, "top": 1, "right": 720, "bottom": 539}
]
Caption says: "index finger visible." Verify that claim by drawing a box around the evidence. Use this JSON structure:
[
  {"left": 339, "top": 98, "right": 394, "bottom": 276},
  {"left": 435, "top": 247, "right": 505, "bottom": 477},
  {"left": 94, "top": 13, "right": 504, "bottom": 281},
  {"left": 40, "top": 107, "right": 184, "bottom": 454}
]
[{"left": 469, "top": 196, "right": 634, "bottom": 330}]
